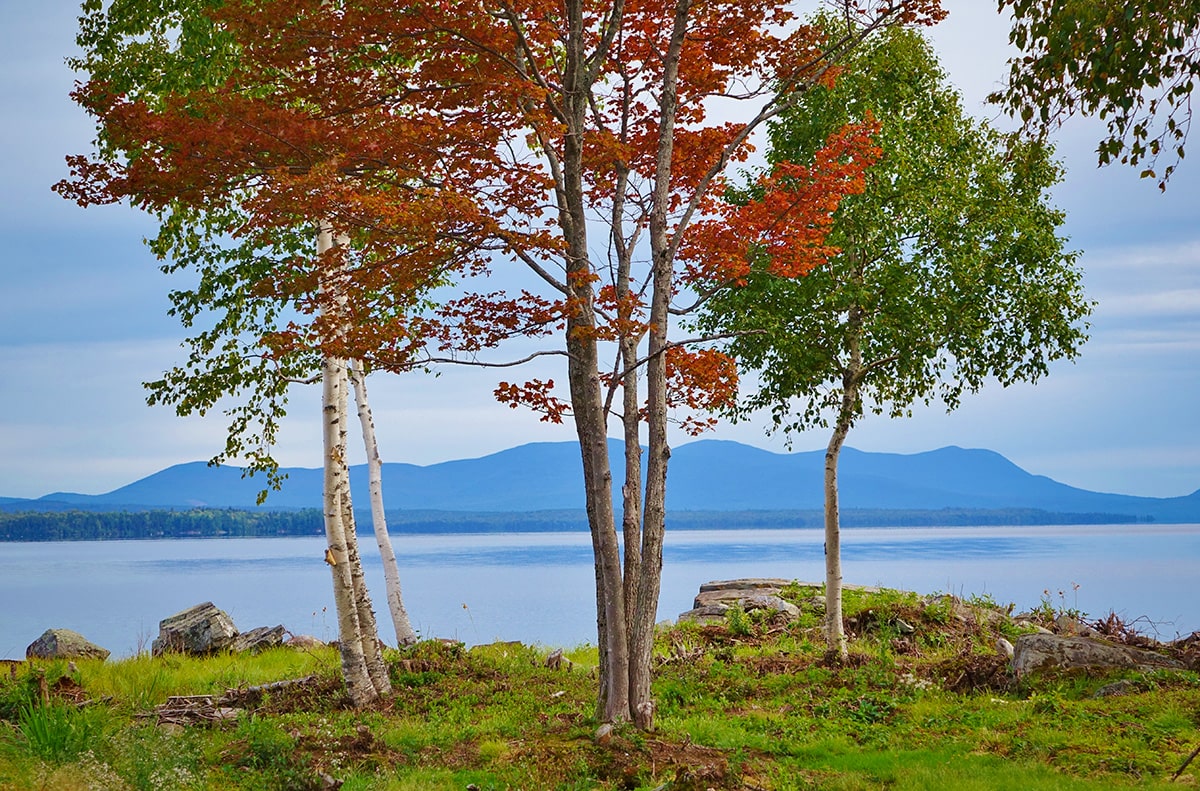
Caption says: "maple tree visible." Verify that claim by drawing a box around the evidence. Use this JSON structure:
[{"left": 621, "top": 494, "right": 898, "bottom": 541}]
[
  {"left": 60, "top": 0, "right": 948, "bottom": 725},
  {"left": 386, "top": 0, "right": 942, "bottom": 728},
  {"left": 694, "top": 22, "right": 1092, "bottom": 659},
  {"left": 993, "top": 0, "right": 1200, "bottom": 188}
]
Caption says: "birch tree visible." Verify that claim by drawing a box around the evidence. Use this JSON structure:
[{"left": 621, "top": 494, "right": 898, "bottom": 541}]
[
  {"left": 693, "top": 23, "right": 1092, "bottom": 659},
  {"left": 57, "top": 0, "right": 461, "bottom": 700}
]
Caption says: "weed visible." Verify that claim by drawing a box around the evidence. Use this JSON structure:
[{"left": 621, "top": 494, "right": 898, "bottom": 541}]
[
  {"left": 726, "top": 604, "right": 753, "bottom": 637},
  {"left": 13, "top": 701, "right": 109, "bottom": 763}
]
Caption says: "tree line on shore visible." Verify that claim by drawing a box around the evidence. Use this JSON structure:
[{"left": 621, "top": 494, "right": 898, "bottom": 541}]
[{"left": 0, "top": 507, "right": 1141, "bottom": 542}]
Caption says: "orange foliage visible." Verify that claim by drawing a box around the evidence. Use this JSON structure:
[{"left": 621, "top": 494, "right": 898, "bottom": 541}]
[
  {"left": 682, "top": 118, "right": 882, "bottom": 285},
  {"left": 59, "top": 0, "right": 940, "bottom": 418}
]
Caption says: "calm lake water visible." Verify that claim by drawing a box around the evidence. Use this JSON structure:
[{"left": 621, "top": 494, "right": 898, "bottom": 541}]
[{"left": 3, "top": 524, "right": 1198, "bottom": 658}]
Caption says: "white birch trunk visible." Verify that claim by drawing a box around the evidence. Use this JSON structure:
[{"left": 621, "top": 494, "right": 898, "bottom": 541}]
[
  {"left": 824, "top": 301, "right": 865, "bottom": 663},
  {"left": 321, "top": 351, "right": 377, "bottom": 705},
  {"left": 348, "top": 358, "right": 418, "bottom": 646},
  {"left": 318, "top": 221, "right": 384, "bottom": 705}
]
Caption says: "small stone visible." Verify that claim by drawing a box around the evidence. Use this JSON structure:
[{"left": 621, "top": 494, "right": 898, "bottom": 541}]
[
  {"left": 996, "top": 637, "right": 1015, "bottom": 661},
  {"left": 1093, "top": 680, "right": 1137, "bottom": 698},
  {"left": 285, "top": 634, "right": 325, "bottom": 649},
  {"left": 895, "top": 618, "right": 916, "bottom": 635}
]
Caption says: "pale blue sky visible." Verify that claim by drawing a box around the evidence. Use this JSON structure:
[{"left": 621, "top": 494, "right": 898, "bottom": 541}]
[{"left": 1, "top": 2, "right": 1198, "bottom": 501}]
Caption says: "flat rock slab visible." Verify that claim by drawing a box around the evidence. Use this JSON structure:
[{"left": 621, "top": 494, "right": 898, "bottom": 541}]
[
  {"left": 698, "top": 578, "right": 793, "bottom": 593},
  {"left": 1013, "top": 633, "right": 1186, "bottom": 677},
  {"left": 26, "top": 628, "right": 110, "bottom": 661},
  {"left": 681, "top": 580, "right": 805, "bottom": 624},
  {"left": 233, "top": 625, "right": 286, "bottom": 654},
  {"left": 153, "top": 602, "right": 239, "bottom": 656}
]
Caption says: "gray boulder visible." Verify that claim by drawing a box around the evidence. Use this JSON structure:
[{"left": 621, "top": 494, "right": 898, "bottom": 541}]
[
  {"left": 1012, "top": 634, "right": 1186, "bottom": 677},
  {"left": 743, "top": 594, "right": 802, "bottom": 620},
  {"left": 679, "top": 579, "right": 803, "bottom": 624},
  {"left": 153, "top": 602, "right": 239, "bottom": 656},
  {"left": 26, "top": 628, "right": 110, "bottom": 661},
  {"left": 233, "top": 625, "right": 287, "bottom": 654}
]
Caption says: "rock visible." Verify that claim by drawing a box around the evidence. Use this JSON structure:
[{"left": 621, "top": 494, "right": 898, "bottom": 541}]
[
  {"left": 694, "top": 587, "right": 767, "bottom": 609},
  {"left": 1054, "top": 614, "right": 1100, "bottom": 637},
  {"left": 1093, "top": 679, "right": 1138, "bottom": 698},
  {"left": 1013, "top": 619, "right": 1053, "bottom": 635},
  {"left": 233, "top": 625, "right": 286, "bottom": 654},
  {"left": 285, "top": 634, "right": 325, "bottom": 650},
  {"left": 996, "top": 637, "right": 1015, "bottom": 660},
  {"left": 895, "top": 618, "right": 916, "bottom": 635},
  {"left": 152, "top": 602, "right": 239, "bottom": 656},
  {"left": 742, "top": 594, "right": 802, "bottom": 620},
  {"left": 25, "top": 629, "right": 110, "bottom": 661},
  {"left": 680, "top": 590, "right": 801, "bottom": 624},
  {"left": 697, "top": 578, "right": 792, "bottom": 594},
  {"left": 1012, "top": 634, "right": 1186, "bottom": 677},
  {"left": 677, "top": 604, "right": 732, "bottom": 624}
]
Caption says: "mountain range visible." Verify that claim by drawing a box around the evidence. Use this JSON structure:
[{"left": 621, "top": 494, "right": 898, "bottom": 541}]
[{"left": 5, "top": 440, "right": 1200, "bottom": 523}]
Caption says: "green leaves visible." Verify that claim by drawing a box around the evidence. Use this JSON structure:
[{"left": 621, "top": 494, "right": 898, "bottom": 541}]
[
  {"left": 993, "top": 0, "right": 1200, "bottom": 188},
  {"left": 693, "top": 22, "right": 1092, "bottom": 442}
]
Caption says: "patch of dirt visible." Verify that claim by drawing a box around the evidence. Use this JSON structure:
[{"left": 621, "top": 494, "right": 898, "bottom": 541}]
[
  {"left": 746, "top": 654, "right": 816, "bottom": 676},
  {"left": 593, "top": 735, "right": 762, "bottom": 791},
  {"left": 49, "top": 674, "right": 90, "bottom": 706},
  {"left": 245, "top": 675, "right": 348, "bottom": 715},
  {"left": 295, "top": 723, "right": 395, "bottom": 767},
  {"left": 934, "top": 649, "right": 1012, "bottom": 693}
]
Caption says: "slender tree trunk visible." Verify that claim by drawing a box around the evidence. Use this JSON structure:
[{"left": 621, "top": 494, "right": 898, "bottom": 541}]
[
  {"left": 612, "top": 163, "right": 643, "bottom": 652},
  {"left": 562, "top": 0, "right": 629, "bottom": 724},
  {"left": 824, "top": 301, "right": 865, "bottom": 662},
  {"left": 337, "top": 444, "right": 392, "bottom": 696},
  {"left": 348, "top": 358, "right": 418, "bottom": 646},
  {"left": 629, "top": 0, "right": 692, "bottom": 731},
  {"left": 318, "top": 221, "right": 386, "bottom": 706},
  {"left": 823, "top": 410, "right": 850, "bottom": 662},
  {"left": 321, "top": 351, "right": 377, "bottom": 706}
]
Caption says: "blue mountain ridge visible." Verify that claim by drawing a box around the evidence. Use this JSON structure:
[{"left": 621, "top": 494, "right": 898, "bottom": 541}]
[{"left": 17, "top": 439, "right": 1200, "bottom": 522}]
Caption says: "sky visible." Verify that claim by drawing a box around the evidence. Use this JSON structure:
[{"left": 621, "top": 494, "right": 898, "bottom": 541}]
[{"left": 1, "top": 2, "right": 1198, "bottom": 502}]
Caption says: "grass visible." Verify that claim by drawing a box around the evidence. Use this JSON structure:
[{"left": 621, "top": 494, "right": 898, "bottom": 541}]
[{"left": 0, "top": 586, "right": 1197, "bottom": 789}]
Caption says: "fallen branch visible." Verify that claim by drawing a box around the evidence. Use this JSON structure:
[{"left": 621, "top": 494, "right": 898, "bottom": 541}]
[
  {"left": 148, "top": 676, "right": 322, "bottom": 726},
  {"left": 1173, "top": 743, "right": 1200, "bottom": 781}
]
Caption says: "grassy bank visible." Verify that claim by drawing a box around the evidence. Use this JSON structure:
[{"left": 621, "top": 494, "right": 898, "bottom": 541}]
[{"left": 2, "top": 585, "right": 1198, "bottom": 789}]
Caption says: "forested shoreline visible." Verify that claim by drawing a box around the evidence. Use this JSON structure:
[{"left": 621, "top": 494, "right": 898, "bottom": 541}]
[{"left": 0, "top": 506, "right": 1143, "bottom": 542}]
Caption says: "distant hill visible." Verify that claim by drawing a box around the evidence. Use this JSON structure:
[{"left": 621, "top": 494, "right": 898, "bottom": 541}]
[{"left": 7, "top": 440, "right": 1200, "bottom": 523}]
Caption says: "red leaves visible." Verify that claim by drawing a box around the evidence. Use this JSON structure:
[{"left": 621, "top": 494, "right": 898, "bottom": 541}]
[
  {"left": 436, "top": 291, "right": 562, "bottom": 353},
  {"left": 495, "top": 379, "right": 570, "bottom": 423},
  {"left": 682, "top": 118, "right": 881, "bottom": 285},
  {"left": 665, "top": 346, "right": 739, "bottom": 435}
]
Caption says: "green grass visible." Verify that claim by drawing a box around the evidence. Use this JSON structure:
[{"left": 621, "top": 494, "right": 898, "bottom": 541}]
[{"left": 0, "top": 590, "right": 1197, "bottom": 790}]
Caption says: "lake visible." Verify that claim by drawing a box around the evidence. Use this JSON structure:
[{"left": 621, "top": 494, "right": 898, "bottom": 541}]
[{"left": 3, "top": 524, "right": 1198, "bottom": 658}]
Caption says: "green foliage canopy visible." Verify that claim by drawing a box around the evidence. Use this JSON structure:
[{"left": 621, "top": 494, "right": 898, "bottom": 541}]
[{"left": 693, "top": 24, "right": 1093, "bottom": 438}]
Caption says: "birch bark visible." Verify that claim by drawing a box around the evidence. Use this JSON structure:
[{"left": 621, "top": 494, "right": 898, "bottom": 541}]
[
  {"left": 823, "top": 300, "right": 865, "bottom": 662},
  {"left": 319, "top": 323, "right": 376, "bottom": 704},
  {"left": 348, "top": 358, "right": 418, "bottom": 646}
]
